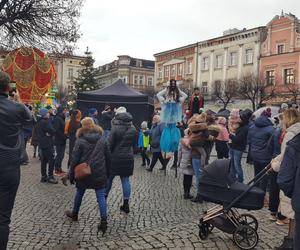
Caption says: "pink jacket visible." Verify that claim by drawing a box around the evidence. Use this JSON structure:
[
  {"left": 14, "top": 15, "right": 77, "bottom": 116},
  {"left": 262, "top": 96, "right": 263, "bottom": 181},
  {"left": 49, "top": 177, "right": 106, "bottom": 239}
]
[{"left": 216, "top": 124, "right": 229, "bottom": 142}]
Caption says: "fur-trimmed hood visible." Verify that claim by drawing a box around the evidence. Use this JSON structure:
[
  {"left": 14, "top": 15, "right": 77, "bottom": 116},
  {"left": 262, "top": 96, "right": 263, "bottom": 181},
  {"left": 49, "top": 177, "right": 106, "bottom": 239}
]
[{"left": 76, "top": 126, "right": 103, "bottom": 141}]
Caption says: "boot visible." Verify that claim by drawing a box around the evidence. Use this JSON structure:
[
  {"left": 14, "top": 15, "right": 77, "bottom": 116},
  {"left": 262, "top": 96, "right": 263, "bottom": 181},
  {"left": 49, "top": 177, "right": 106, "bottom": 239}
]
[
  {"left": 47, "top": 176, "right": 58, "bottom": 184},
  {"left": 65, "top": 210, "right": 78, "bottom": 221},
  {"left": 120, "top": 199, "right": 130, "bottom": 214},
  {"left": 274, "top": 236, "right": 293, "bottom": 250},
  {"left": 183, "top": 188, "right": 193, "bottom": 200},
  {"left": 41, "top": 176, "right": 48, "bottom": 183},
  {"left": 98, "top": 219, "right": 108, "bottom": 236},
  {"left": 191, "top": 193, "right": 203, "bottom": 203}
]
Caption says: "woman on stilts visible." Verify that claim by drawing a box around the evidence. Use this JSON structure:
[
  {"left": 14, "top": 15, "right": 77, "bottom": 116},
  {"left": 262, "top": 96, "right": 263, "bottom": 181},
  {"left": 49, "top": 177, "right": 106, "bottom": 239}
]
[{"left": 156, "top": 79, "right": 188, "bottom": 171}]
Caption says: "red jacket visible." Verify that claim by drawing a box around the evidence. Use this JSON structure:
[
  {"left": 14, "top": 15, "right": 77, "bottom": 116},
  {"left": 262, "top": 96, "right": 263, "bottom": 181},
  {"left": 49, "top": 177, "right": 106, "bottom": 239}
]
[{"left": 188, "top": 95, "right": 204, "bottom": 118}]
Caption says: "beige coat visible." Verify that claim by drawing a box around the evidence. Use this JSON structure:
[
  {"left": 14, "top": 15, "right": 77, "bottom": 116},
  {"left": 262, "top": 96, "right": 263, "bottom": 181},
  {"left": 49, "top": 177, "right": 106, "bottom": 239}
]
[{"left": 271, "top": 122, "right": 300, "bottom": 218}]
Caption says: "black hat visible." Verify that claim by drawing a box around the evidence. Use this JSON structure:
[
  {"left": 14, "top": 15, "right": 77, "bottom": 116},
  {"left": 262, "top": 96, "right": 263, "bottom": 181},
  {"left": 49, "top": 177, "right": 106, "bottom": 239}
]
[{"left": 170, "top": 79, "right": 176, "bottom": 84}]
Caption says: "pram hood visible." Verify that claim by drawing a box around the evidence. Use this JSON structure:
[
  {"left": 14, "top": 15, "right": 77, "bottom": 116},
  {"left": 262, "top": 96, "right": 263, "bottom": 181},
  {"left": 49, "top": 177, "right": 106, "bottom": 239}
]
[{"left": 200, "top": 159, "right": 235, "bottom": 188}]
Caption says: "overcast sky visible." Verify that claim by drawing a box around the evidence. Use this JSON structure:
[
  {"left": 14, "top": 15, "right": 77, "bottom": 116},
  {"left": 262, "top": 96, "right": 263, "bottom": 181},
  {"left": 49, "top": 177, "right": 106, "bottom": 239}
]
[{"left": 76, "top": 0, "right": 300, "bottom": 67}]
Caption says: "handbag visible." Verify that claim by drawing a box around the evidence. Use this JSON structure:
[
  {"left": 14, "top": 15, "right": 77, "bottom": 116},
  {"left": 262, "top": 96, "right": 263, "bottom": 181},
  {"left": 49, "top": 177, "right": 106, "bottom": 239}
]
[{"left": 74, "top": 144, "right": 98, "bottom": 180}]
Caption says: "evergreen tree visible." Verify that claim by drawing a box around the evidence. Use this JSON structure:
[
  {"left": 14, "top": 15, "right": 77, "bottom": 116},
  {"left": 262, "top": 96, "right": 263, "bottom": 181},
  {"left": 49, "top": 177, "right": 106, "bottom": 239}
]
[{"left": 74, "top": 47, "right": 99, "bottom": 93}]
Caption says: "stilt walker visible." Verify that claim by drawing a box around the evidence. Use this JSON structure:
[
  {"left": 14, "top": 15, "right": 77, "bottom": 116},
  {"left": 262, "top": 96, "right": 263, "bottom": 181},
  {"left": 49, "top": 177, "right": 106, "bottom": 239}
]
[{"left": 157, "top": 79, "right": 187, "bottom": 176}]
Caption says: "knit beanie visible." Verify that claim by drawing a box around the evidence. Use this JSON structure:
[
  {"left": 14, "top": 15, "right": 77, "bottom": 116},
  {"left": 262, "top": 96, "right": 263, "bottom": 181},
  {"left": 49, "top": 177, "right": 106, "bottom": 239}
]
[
  {"left": 115, "top": 106, "right": 127, "bottom": 114},
  {"left": 88, "top": 108, "right": 97, "bottom": 115},
  {"left": 39, "top": 108, "right": 49, "bottom": 118}
]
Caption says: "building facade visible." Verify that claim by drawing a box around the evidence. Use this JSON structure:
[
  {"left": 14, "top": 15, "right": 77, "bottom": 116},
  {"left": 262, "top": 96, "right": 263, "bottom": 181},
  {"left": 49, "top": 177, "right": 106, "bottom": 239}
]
[
  {"left": 197, "top": 27, "right": 265, "bottom": 96},
  {"left": 153, "top": 44, "right": 197, "bottom": 93},
  {"left": 260, "top": 13, "right": 300, "bottom": 102},
  {"left": 95, "top": 55, "right": 155, "bottom": 94}
]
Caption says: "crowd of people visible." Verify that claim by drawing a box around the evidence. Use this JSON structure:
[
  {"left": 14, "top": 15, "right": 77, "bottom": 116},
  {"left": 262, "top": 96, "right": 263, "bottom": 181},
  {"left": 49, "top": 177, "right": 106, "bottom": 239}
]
[{"left": 1, "top": 70, "right": 300, "bottom": 250}]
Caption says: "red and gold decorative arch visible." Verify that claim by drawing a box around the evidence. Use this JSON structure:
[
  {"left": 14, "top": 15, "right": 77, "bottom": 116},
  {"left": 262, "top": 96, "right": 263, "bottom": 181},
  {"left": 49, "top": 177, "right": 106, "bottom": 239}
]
[{"left": 1, "top": 47, "right": 56, "bottom": 103}]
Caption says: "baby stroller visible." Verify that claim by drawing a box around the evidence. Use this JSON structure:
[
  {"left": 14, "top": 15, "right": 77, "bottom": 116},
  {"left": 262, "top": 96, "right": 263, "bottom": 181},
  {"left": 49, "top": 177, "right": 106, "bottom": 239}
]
[{"left": 198, "top": 159, "right": 269, "bottom": 250}]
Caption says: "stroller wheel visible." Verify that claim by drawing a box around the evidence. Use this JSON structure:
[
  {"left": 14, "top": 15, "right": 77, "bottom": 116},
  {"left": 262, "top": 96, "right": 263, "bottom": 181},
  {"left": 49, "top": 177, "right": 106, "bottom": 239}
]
[
  {"left": 238, "top": 214, "right": 258, "bottom": 231},
  {"left": 233, "top": 225, "right": 259, "bottom": 250},
  {"left": 198, "top": 221, "right": 212, "bottom": 240}
]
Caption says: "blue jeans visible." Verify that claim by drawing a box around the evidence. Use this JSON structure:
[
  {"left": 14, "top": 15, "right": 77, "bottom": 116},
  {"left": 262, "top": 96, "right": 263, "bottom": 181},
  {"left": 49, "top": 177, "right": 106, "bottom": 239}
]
[
  {"left": 192, "top": 159, "right": 202, "bottom": 193},
  {"left": 106, "top": 176, "right": 131, "bottom": 201},
  {"left": 73, "top": 188, "right": 107, "bottom": 219},
  {"left": 229, "top": 148, "right": 244, "bottom": 183},
  {"left": 104, "top": 130, "right": 110, "bottom": 139}
]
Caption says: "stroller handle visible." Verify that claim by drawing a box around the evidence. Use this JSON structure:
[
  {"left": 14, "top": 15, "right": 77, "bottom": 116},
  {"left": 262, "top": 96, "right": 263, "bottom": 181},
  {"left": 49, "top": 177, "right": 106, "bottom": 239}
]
[{"left": 247, "top": 163, "right": 272, "bottom": 186}]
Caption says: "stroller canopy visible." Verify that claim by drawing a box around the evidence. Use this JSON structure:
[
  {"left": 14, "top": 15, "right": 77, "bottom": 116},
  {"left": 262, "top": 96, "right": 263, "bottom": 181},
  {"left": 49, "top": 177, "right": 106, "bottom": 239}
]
[{"left": 200, "top": 159, "right": 234, "bottom": 187}]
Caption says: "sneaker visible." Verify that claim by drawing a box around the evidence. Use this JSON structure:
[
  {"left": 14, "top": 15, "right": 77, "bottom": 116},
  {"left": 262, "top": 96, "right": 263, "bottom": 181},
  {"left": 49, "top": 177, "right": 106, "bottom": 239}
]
[
  {"left": 54, "top": 170, "right": 64, "bottom": 177},
  {"left": 41, "top": 176, "right": 48, "bottom": 183},
  {"left": 276, "top": 218, "right": 290, "bottom": 226},
  {"left": 269, "top": 213, "right": 277, "bottom": 221},
  {"left": 60, "top": 170, "right": 67, "bottom": 175},
  {"left": 120, "top": 204, "right": 130, "bottom": 214},
  {"left": 47, "top": 176, "right": 58, "bottom": 184}
]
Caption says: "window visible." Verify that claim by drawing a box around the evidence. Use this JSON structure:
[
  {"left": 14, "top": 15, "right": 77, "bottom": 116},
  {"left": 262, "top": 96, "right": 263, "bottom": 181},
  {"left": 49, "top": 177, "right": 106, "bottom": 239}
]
[
  {"left": 229, "top": 52, "right": 237, "bottom": 66},
  {"left": 202, "top": 57, "right": 209, "bottom": 70},
  {"left": 68, "top": 68, "right": 74, "bottom": 79},
  {"left": 201, "top": 82, "right": 208, "bottom": 94},
  {"left": 147, "top": 77, "right": 153, "bottom": 86},
  {"left": 134, "top": 75, "right": 138, "bottom": 85},
  {"left": 139, "top": 75, "right": 144, "bottom": 85},
  {"left": 164, "top": 66, "right": 169, "bottom": 77},
  {"left": 284, "top": 68, "right": 294, "bottom": 84},
  {"left": 158, "top": 67, "right": 162, "bottom": 78},
  {"left": 171, "top": 65, "right": 176, "bottom": 76},
  {"left": 187, "top": 61, "right": 192, "bottom": 74},
  {"left": 177, "top": 63, "right": 183, "bottom": 75},
  {"left": 215, "top": 55, "right": 222, "bottom": 69},
  {"left": 245, "top": 49, "right": 253, "bottom": 64},
  {"left": 136, "top": 60, "right": 142, "bottom": 67},
  {"left": 266, "top": 70, "right": 275, "bottom": 85},
  {"left": 277, "top": 44, "right": 284, "bottom": 54}
]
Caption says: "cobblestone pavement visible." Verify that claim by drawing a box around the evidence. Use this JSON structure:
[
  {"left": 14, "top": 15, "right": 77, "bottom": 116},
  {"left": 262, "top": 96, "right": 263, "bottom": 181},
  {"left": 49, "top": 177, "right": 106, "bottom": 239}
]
[{"left": 8, "top": 148, "right": 287, "bottom": 250}]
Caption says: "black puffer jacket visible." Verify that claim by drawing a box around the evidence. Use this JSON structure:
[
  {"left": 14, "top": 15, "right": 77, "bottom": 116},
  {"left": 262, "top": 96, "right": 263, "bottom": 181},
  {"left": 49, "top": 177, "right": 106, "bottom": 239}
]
[
  {"left": 108, "top": 112, "right": 137, "bottom": 176},
  {"left": 100, "top": 111, "right": 114, "bottom": 130},
  {"left": 37, "top": 118, "right": 55, "bottom": 149},
  {"left": 69, "top": 127, "right": 111, "bottom": 189},
  {"left": 53, "top": 109, "right": 66, "bottom": 145}
]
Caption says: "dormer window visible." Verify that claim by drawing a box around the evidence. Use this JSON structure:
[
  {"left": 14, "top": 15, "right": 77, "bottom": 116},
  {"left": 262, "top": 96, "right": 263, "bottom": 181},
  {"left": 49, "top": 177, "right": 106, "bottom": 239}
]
[{"left": 136, "top": 60, "right": 142, "bottom": 67}]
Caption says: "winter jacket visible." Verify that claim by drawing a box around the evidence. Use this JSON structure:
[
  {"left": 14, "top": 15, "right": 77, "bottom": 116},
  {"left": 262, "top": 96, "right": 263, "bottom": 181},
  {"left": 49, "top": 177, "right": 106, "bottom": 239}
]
[
  {"left": 108, "top": 112, "right": 137, "bottom": 176},
  {"left": 278, "top": 133, "right": 300, "bottom": 213},
  {"left": 69, "top": 127, "right": 110, "bottom": 189},
  {"left": 37, "top": 118, "right": 55, "bottom": 149},
  {"left": 178, "top": 138, "right": 193, "bottom": 175},
  {"left": 138, "top": 129, "right": 150, "bottom": 149},
  {"left": 100, "top": 111, "right": 114, "bottom": 130},
  {"left": 0, "top": 94, "right": 32, "bottom": 148},
  {"left": 53, "top": 113, "right": 66, "bottom": 145},
  {"left": 272, "top": 122, "right": 300, "bottom": 172},
  {"left": 216, "top": 124, "right": 229, "bottom": 142},
  {"left": 150, "top": 123, "right": 165, "bottom": 152},
  {"left": 229, "top": 122, "right": 249, "bottom": 152},
  {"left": 248, "top": 116, "right": 274, "bottom": 163}
]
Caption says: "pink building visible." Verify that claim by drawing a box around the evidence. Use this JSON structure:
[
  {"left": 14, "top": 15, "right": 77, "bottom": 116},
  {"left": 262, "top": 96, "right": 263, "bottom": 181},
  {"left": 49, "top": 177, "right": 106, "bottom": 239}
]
[{"left": 260, "top": 13, "right": 300, "bottom": 103}]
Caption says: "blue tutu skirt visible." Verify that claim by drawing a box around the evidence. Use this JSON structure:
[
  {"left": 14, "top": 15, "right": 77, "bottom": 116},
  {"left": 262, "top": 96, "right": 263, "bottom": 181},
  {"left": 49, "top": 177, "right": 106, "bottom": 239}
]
[
  {"left": 160, "top": 124, "right": 181, "bottom": 153},
  {"left": 160, "top": 102, "right": 182, "bottom": 124}
]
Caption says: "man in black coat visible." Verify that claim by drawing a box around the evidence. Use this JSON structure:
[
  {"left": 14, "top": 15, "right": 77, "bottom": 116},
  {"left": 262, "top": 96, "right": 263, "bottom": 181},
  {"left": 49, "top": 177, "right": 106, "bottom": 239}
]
[
  {"left": 37, "top": 108, "right": 58, "bottom": 184},
  {"left": 100, "top": 105, "right": 114, "bottom": 138},
  {"left": 53, "top": 106, "right": 67, "bottom": 175},
  {"left": 278, "top": 133, "right": 300, "bottom": 250},
  {"left": 0, "top": 72, "right": 32, "bottom": 250}
]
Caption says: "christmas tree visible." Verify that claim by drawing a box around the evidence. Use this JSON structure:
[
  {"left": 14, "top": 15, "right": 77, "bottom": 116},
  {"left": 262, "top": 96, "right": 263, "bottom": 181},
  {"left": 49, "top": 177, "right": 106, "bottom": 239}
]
[{"left": 74, "top": 47, "right": 99, "bottom": 93}]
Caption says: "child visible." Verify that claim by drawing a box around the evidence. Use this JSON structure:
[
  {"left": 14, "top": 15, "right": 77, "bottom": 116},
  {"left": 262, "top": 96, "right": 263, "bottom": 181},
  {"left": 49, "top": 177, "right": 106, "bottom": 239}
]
[
  {"left": 178, "top": 129, "right": 193, "bottom": 199},
  {"left": 215, "top": 117, "right": 229, "bottom": 159},
  {"left": 138, "top": 121, "right": 150, "bottom": 166},
  {"left": 188, "top": 113, "right": 212, "bottom": 203}
]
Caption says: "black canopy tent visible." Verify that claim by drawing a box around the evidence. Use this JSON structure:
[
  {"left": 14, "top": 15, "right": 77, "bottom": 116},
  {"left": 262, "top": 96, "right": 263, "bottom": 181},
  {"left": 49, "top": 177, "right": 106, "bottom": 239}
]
[{"left": 76, "top": 79, "right": 154, "bottom": 128}]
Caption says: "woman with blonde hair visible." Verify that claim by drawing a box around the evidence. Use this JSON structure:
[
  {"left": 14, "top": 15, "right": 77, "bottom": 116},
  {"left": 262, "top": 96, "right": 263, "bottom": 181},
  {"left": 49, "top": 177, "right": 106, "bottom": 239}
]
[{"left": 272, "top": 108, "right": 300, "bottom": 250}]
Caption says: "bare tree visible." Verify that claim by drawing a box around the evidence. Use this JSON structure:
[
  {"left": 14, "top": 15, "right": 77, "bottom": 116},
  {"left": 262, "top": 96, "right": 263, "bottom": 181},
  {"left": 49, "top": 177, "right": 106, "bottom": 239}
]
[
  {"left": 0, "top": 0, "right": 83, "bottom": 52},
  {"left": 238, "top": 74, "right": 275, "bottom": 111},
  {"left": 286, "top": 83, "right": 300, "bottom": 104},
  {"left": 213, "top": 80, "right": 236, "bottom": 110}
]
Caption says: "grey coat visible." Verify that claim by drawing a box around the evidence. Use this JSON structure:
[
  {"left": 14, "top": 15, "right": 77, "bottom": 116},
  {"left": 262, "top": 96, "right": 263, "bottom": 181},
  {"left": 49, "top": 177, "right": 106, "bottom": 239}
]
[
  {"left": 150, "top": 122, "right": 165, "bottom": 152},
  {"left": 178, "top": 139, "right": 193, "bottom": 175}
]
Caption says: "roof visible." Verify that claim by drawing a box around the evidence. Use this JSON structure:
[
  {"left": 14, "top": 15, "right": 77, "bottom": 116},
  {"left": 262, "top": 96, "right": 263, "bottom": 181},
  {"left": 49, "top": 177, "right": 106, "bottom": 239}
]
[{"left": 82, "top": 79, "right": 146, "bottom": 97}]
